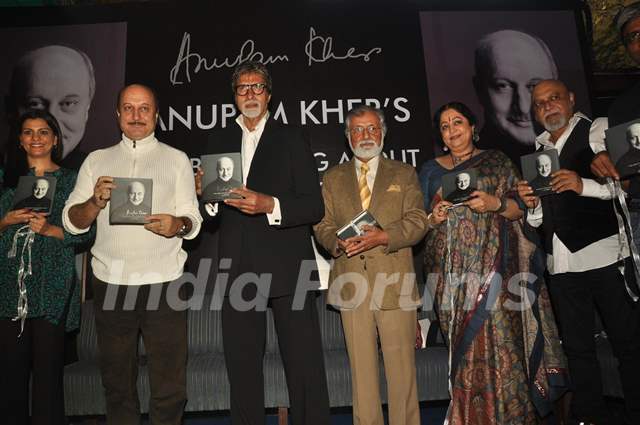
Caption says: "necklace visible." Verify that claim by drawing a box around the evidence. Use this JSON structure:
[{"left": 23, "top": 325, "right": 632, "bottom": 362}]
[{"left": 450, "top": 147, "right": 476, "bottom": 167}]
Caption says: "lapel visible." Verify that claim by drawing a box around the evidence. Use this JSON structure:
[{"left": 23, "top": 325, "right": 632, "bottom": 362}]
[
  {"left": 344, "top": 158, "right": 363, "bottom": 216},
  {"left": 246, "top": 116, "right": 274, "bottom": 187},
  {"left": 369, "top": 156, "right": 392, "bottom": 216}
]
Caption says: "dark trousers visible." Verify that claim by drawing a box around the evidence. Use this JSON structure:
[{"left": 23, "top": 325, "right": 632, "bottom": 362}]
[
  {"left": 222, "top": 292, "right": 331, "bottom": 425},
  {"left": 92, "top": 278, "right": 187, "bottom": 425},
  {"left": 548, "top": 263, "right": 640, "bottom": 424},
  {"left": 0, "top": 318, "right": 66, "bottom": 425}
]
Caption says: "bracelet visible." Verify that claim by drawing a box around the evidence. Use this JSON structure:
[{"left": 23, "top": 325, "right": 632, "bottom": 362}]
[
  {"left": 426, "top": 212, "right": 435, "bottom": 228},
  {"left": 495, "top": 196, "right": 508, "bottom": 214}
]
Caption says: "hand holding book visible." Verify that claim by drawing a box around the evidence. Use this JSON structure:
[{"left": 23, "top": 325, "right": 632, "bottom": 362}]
[{"left": 340, "top": 225, "right": 389, "bottom": 258}]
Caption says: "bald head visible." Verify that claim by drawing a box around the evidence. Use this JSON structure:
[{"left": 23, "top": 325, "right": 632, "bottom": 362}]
[
  {"left": 9, "top": 45, "right": 95, "bottom": 158},
  {"left": 627, "top": 122, "right": 640, "bottom": 149},
  {"left": 127, "top": 181, "right": 146, "bottom": 206},
  {"left": 474, "top": 30, "right": 558, "bottom": 146},
  {"left": 216, "top": 156, "right": 234, "bottom": 181},
  {"left": 117, "top": 84, "right": 158, "bottom": 140}
]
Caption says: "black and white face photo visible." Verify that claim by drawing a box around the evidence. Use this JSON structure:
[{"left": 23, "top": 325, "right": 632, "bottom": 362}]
[
  {"left": 627, "top": 123, "right": 640, "bottom": 150},
  {"left": 33, "top": 178, "right": 49, "bottom": 199},
  {"left": 536, "top": 154, "right": 552, "bottom": 177},
  {"left": 127, "top": 181, "right": 145, "bottom": 206},
  {"left": 456, "top": 172, "right": 471, "bottom": 190},
  {"left": 217, "top": 156, "right": 234, "bottom": 182}
]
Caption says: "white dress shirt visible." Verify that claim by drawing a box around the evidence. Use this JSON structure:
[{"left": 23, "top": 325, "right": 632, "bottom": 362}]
[
  {"left": 526, "top": 112, "right": 628, "bottom": 274},
  {"left": 205, "top": 113, "right": 282, "bottom": 224}
]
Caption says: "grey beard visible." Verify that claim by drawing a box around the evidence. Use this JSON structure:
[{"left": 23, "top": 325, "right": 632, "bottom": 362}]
[
  {"left": 349, "top": 137, "right": 385, "bottom": 160},
  {"left": 543, "top": 116, "right": 568, "bottom": 133}
]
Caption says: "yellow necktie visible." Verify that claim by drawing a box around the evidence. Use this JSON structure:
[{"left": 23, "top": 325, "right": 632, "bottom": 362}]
[{"left": 359, "top": 163, "right": 371, "bottom": 210}]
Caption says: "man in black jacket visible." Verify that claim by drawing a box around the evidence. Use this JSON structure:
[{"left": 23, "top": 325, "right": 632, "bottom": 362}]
[
  {"left": 201, "top": 61, "right": 330, "bottom": 425},
  {"left": 518, "top": 79, "right": 640, "bottom": 425}
]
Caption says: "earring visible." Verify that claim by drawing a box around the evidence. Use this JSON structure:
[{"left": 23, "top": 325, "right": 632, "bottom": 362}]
[
  {"left": 442, "top": 145, "right": 449, "bottom": 152},
  {"left": 472, "top": 128, "right": 480, "bottom": 143}
]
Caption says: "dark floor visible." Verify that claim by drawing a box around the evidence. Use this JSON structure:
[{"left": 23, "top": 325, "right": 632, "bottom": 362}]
[
  {"left": 68, "top": 401, "right": 450, "bottom": 424},
  {"left": 182, "top": 402, "right": 449, "bottom": 424}
]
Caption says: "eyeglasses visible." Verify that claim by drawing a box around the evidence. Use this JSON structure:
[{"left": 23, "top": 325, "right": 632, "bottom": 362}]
[
  {"left": 532, "top": 94, "right": 564, "bottom": 111},
  {"left": 350, "top": 125, "right": 382, "bottom": 135},
  {"left": 235, "top": 83, "right": 267, "bottom": 96},
  {"left": 624, "top": 31, "right": 640, "bottom": 46}
]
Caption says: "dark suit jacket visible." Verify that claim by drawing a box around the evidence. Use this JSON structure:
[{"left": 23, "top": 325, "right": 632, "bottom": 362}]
[{"left": 211, "top": 117, "right": 324, "bottom": 298}]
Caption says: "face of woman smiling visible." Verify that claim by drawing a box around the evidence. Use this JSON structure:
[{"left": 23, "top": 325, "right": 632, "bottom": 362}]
[
  {"left": 19, "top": 118, "right": 58, "bottom": 160},
  {"left": 439, "top": 108, "right": 475, "bottom": 155}
]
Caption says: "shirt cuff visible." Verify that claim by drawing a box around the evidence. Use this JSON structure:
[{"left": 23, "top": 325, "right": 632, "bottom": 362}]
[
  {"left": 62, "top": 204, "right": 91, "bottom": 235},
  {"left": 266, "top": 196, "right": 282, "bottom": 226},
  {"left": 589, "top": 117, "right": 609, "bottom": 154},
  {"left": 526, "top": 203, "right": 543, "bottom": 227},
  {"left": 581, "top": 178, "right": 613, "bottom": 200}
]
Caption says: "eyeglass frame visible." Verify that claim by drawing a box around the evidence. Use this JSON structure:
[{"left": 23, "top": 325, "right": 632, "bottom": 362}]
[
  {"left": 532, "top": 94, "right": 567, "bottom": 111},
  {"left": 349, "top": 125, "right": 382, "bottom": 135},
  {"left": 234, "top": 83, "right": 268, "bottom": 96}
]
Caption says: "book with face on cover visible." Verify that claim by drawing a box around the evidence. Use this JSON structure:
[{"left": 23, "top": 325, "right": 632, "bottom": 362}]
[
  {"left": 606, "top": 118, "right": 640, "bottom": 178},
  {"left": 200, "top": 152, "right": 243, "bottom": 203},
  {"left": 521, "top": 149, "right": 559, "bottom": 196},
  {"left": 109, "top": 177, "right": 153, "bottom": 225},
  {"left": 336, "top": 210, "right": 380, "bottom": 240},
  {"left": 12, "top": 175, "right": 57, "bottom": 213},
  {"left": 441, "top": 168, "right": 478, "bottom": 204}
]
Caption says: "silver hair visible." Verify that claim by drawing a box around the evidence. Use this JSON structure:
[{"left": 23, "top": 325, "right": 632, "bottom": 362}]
[{"left": 344, "top": 105, "right": 387, "bottom": 138}]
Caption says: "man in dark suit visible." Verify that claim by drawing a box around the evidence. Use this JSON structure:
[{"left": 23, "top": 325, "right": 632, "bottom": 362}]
[
  {"left": 14, "top": 177, "right": 52, "bottom": 211},
  {"left": 202, "top": 61, "right": 330, "bottom": 425}
]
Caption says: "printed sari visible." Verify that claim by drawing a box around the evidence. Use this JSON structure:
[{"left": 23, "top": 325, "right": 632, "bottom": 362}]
[{"left": 420, "top": 149, "right": 567, "bottom": 424}]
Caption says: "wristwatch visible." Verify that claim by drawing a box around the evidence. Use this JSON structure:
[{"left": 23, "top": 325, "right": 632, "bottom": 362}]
[
  {"left": 495, "top": 196, "right": 508, "bottom": 214},
  {"left": 175, "top": 220, "right": 189, "bottom": 238}
]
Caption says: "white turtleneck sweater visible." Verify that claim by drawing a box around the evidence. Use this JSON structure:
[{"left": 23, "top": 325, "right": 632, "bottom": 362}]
[{"left": 62, "top": 133, "right": 202, "bottom": 285}]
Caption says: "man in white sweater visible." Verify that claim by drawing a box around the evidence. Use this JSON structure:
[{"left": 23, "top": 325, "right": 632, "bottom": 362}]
[{"left": 62, "top": 84, "right": 202, "bottom": 425}]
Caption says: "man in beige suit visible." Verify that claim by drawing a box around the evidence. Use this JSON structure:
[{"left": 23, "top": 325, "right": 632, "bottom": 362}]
[{"left": 314, "top": 105, "right": 428, "bottom": 425}]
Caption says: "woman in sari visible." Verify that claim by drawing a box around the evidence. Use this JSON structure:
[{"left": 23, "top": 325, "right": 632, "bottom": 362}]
[{"left": 421, "top": 102, "right": 567, "bottom": 424}]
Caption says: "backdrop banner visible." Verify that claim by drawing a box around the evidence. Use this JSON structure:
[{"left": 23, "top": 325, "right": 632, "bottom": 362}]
[{"left": 0, "top": 1, "right": 590, "bottom": 291}]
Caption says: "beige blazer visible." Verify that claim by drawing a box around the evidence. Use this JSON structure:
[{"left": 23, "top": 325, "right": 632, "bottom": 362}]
[{"left": 314, "top": 157, "right": 428, "bottom": 310}]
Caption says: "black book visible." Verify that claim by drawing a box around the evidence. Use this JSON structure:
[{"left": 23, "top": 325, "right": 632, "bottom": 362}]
[
  {"left": 109, "top": 177, "right": 153, "bottom": 225},
  {"left": 336, "top": 210, "right": 380, "bottom": 240},
  {"left": 521, "top": 149, "right": 559, "bottom": 197},
  {"left": 441, "top": 168, "right": 478, "bottom": 204},
  {"left": 200, "top": 152, "right": 243, "bottom": 203},
  {"left": 12, "top": 175, "right": 57, "bottom": 213},
  {"left": 605, "top": 118, "right": 640, "bottom": 178}
]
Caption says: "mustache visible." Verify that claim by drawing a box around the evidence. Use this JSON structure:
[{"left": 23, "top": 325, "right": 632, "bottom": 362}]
[
  {"left": 358, "top": 139, "right": 377, "bottom": 147},
  {"left": 127, "top": 121, "right": 147, "bottom": 126}
]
